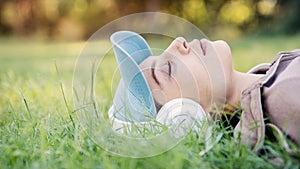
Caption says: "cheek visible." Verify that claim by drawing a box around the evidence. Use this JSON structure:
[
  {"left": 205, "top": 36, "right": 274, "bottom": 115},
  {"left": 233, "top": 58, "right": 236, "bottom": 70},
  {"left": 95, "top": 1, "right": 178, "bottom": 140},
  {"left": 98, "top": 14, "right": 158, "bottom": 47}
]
[
  {"left": 193, "top": 65, "right": 212, "bottom": 109},
  {"left": 144, "top": 70, "right": 180, "bottom": 105},
  {"left": 173, "top": 59, "right": 212, "bottom": 108},
  {"left": 181, "top": 56, "right": 214, "bottom": 109},
  {"left": 164, "top": 80, "right": 181, "bottom": 101},
  {"left": 155, "top": 70, "right": 171, "bottom": 88},
  {"left": 152, "top": 78, "right": 181, "bottom": 105}
]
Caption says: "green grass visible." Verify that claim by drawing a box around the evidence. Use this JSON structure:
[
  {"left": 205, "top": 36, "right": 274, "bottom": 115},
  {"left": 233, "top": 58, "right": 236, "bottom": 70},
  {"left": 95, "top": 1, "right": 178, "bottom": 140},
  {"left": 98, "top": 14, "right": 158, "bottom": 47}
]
[{"left": 0, "top": 34, "right": 300, "bottom": 169}]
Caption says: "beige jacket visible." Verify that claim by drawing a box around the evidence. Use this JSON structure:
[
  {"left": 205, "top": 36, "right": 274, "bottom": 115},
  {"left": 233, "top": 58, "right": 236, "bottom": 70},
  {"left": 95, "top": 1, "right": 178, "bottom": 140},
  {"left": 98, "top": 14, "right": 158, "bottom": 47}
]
[{"left": 234, "top": 50, "right": 300, "bottom": 153}]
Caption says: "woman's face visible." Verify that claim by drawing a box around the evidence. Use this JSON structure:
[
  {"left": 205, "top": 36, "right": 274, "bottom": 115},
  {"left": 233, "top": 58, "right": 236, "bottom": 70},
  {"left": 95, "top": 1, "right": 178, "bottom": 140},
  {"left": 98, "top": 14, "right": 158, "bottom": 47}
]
[{"left": 139, "top": 37, "right": 233, "bottom": 110}]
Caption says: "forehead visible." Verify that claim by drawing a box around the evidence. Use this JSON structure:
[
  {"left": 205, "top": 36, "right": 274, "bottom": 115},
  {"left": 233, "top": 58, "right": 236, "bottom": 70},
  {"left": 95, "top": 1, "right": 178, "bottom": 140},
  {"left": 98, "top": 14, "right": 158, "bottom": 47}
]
[{"left": 139, "top": 55, "right": 155, "bottom": 69}]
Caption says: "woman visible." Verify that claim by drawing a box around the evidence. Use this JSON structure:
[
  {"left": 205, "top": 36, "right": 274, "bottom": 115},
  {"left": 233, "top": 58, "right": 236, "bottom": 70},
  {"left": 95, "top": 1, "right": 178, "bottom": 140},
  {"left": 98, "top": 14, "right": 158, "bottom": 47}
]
[{"left": 110, "top": 31, "right": 300, "bottom": 153}]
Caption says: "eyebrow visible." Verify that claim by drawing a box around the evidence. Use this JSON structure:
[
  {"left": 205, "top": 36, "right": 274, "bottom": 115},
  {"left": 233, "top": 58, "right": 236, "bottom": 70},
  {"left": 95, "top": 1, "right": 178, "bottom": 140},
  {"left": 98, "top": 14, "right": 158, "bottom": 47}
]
[{"left": 151, "top": 62, "right": 160, "bottom": 85}]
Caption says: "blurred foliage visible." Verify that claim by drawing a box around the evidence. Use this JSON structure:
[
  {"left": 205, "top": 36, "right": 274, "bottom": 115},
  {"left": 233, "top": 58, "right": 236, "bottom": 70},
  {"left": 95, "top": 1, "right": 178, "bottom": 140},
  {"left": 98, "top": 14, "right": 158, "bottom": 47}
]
[{"left": 0, "top": 0, "right": 299, "bottom": 40}]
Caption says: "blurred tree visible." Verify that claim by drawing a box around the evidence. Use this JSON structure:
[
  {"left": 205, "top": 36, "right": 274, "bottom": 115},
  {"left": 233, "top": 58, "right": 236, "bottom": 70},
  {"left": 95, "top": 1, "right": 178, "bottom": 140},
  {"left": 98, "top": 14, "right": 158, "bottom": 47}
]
[
  {"left": 15, "top": 0, "right": 35, "bottom": 36},
  {"left": 0, "top": 0, "right": 299, "bottom": 40},
  {"left": 114, "top": 0, "right": 160, "bottom": 15},
  {"left": 275, "top": 0, "right": 300, "bottom": 34},
  {"left": 0, "top": 0, "right": 10, "bottom": 34}
]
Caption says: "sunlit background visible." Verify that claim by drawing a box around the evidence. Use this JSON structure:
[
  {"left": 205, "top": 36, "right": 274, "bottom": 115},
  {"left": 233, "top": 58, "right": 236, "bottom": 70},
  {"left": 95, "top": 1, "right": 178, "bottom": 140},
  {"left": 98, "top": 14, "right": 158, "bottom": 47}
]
[{"left": 0, "top": 0, "right": 299, "bottom": 40}]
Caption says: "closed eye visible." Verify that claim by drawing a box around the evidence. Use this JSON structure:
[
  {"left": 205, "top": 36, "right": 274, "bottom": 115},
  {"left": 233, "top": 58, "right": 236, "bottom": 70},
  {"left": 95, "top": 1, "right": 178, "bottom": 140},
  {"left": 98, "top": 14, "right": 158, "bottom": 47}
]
[
  {"left": 168, "top": 61, "right": 171, "bottom": 76},
  {"left": 151, "top": 62, "right": 160, "bottom": 85}
]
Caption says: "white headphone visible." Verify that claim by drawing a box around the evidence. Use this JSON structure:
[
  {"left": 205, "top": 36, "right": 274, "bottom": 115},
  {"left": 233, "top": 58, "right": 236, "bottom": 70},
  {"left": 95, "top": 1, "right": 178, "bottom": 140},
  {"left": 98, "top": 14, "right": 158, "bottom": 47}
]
[{"left": 108, "top": 98, "right": 207, "bottom": 138}]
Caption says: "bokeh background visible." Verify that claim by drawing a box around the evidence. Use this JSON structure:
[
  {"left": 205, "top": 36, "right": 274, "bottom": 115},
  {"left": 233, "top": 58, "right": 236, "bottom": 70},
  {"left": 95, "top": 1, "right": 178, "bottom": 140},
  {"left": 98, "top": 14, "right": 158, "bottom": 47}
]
[{"left": 0, "top": 0, "right": 300, "bottom": 41}]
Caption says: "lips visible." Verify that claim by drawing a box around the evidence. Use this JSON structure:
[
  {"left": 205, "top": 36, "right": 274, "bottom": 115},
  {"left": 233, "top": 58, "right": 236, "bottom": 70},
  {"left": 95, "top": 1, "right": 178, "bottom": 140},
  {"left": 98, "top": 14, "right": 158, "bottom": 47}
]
[{"left": 200, "top": 39, "right": 207, "bottom": 56}]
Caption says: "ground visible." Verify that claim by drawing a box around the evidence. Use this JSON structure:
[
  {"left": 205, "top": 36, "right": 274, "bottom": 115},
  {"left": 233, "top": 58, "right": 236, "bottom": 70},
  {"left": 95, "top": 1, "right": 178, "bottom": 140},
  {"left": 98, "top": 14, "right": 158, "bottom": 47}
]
[{"left": 0, "top": 34, "right": 299, "bottom": 169}]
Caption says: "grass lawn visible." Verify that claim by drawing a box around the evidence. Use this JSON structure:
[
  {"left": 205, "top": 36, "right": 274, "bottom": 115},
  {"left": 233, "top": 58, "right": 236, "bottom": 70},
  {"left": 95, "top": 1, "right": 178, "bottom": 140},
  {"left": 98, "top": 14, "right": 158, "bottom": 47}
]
[{"left": 0, "top": 34, "right": 300, "bottom": 169}]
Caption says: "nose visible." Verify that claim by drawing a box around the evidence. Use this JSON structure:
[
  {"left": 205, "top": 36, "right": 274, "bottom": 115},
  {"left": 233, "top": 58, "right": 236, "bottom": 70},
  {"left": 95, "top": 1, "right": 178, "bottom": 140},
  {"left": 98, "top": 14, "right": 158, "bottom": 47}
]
[{"left": 165, "top": 37, "right": 190, "bottom": 55}]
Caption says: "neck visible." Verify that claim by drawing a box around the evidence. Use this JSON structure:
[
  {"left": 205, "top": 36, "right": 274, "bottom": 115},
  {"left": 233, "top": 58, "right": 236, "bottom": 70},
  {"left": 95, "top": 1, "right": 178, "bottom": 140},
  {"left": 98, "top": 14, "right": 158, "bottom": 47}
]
[{"left": 226, "top": 70, "right": 263, "bottom": 107}]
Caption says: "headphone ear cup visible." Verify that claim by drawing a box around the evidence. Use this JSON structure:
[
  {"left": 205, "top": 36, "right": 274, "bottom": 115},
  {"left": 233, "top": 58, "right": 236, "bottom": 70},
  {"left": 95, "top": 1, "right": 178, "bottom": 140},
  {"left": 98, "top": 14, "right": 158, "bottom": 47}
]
[{"left": 156, "top": 98, "right": 207, "bottom": 136}]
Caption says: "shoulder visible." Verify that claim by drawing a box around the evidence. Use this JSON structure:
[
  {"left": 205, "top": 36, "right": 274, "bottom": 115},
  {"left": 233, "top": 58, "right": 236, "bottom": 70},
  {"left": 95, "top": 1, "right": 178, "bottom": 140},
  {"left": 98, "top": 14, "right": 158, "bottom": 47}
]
[
  {"left": 235, "top": 50, "right": 300, "bottom": 150},
  {"left": 262, "top": 53, "right": 300, "bottom": 144},
  {"left": 263, "top": 51, "right": 300, "bottom": 110},
  {"left": 263, "top": 52, "right": 300, "bottom": 95},
  {"left": 263, "top": 65, "right": 300, "bottom": 114}
]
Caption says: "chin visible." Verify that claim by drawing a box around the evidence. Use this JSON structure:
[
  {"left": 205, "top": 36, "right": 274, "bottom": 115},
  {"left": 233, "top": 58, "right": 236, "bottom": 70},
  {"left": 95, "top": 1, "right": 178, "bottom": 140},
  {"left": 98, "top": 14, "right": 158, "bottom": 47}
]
[
  {"left": 214, "top": 40, "right": 231, "bottom": 52},
  {"left": 212, "top": 40, "right": 234, "bottom": 92},
  {"left": 213, "top": 40, "right": 232, "bottom": 62}
]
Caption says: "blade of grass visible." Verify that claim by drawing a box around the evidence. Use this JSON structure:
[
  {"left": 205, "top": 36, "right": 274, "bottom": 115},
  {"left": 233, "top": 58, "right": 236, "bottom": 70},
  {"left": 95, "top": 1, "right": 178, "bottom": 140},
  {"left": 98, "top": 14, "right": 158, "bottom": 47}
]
[
  {"left": 55, "top": 61, "right": 75, "bottom": 128},
  {"left": 20, "top": 91, "right": 32, "bottom": 120}
]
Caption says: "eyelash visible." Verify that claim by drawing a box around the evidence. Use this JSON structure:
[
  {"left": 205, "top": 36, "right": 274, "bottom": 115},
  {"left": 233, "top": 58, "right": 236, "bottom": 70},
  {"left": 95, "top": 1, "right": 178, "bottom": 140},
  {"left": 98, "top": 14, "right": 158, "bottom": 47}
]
[{"left": 167, "top": 61, "right": 171, "bottom": 77}]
